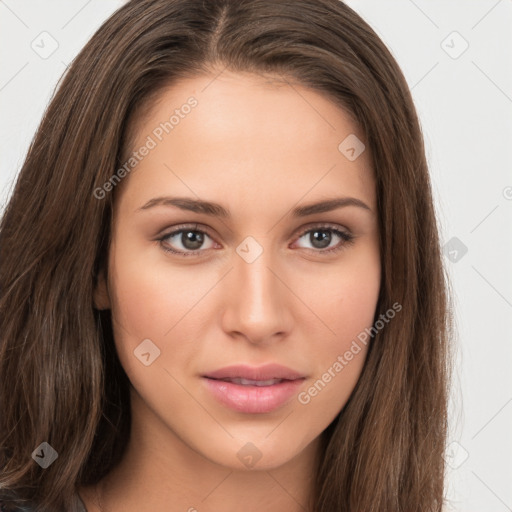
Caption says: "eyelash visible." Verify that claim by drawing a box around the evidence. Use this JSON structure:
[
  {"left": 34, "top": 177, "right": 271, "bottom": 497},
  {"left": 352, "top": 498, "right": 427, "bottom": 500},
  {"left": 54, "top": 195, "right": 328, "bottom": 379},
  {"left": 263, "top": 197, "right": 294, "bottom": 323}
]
[{"left": 157, "top": 223, "right": 355, "bottom": 258}]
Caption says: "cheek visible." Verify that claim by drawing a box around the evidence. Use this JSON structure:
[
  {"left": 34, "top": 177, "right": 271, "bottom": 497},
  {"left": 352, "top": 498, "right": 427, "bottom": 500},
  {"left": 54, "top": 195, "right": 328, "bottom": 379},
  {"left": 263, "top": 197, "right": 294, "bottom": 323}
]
[
  {"left": 295, "top": 294, "right": 375, "bottom": 429},
  {"left": 108, "top": 239, "right": 203, "bottom": 340},
  {"left": 301, "top": 242, "right": 381, "bottom": 348},
  {"left": 297, "top": 248, "right": 380, "bottom": 414},
  {"left": 106, "top": 239, "right": 219, "bottom": 390}
]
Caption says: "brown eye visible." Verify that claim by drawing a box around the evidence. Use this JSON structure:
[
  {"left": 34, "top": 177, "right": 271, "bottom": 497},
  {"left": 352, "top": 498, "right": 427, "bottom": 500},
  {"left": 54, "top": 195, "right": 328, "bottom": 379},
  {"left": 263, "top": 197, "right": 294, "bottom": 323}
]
[
  {"left": 293, "top": 225, "right": 355, "bottom": 254},
  {"left": 159, "top": 226, "right": 215, "bottom": 257}
]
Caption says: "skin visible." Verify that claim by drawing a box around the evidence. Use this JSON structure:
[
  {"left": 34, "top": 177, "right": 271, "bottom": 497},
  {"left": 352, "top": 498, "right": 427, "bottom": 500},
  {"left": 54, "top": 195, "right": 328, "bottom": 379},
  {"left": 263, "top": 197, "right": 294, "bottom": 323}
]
[{"left": 80, "top": 69, "right": 381, "bottom": 512}]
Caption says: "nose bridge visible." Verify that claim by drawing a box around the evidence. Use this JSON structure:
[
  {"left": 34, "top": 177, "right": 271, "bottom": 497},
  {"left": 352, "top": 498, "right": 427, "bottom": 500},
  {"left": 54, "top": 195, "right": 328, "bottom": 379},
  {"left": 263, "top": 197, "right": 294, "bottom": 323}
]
[{"left": 223, "top": 237, "right": 290, "bottom": 341}]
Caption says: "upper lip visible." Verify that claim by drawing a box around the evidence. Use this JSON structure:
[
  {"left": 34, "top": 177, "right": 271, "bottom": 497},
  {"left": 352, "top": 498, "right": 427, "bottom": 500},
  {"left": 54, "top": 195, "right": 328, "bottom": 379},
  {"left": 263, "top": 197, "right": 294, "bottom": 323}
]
[{"left": 202, "top": 364, "right": 306, "bottom": 381}]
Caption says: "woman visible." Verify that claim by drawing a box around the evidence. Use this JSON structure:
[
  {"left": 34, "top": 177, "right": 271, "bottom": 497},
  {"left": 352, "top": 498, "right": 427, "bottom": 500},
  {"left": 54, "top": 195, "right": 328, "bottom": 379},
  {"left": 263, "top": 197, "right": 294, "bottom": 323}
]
[{"left": 0, "top": 0, "right": 453, "bottom": 510}]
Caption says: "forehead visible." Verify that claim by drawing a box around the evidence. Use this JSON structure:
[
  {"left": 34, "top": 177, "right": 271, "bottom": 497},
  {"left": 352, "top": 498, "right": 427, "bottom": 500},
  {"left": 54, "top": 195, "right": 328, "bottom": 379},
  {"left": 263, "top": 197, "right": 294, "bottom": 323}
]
[{"left": 120, "top": 70, "right": 376, "bottom": 217}]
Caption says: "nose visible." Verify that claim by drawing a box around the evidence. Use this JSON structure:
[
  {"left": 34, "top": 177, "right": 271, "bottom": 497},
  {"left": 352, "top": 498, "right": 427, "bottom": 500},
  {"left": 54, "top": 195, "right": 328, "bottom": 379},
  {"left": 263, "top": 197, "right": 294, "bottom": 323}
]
[{"left": 220, "top": 242, "right": 293, "bottom": 346}]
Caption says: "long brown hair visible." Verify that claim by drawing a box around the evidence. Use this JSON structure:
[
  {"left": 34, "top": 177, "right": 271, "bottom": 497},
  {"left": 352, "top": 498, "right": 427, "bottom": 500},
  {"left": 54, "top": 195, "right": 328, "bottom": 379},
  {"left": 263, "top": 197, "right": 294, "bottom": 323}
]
[{"left": 0, "top": 0, "right": 453, "bottom": 510}]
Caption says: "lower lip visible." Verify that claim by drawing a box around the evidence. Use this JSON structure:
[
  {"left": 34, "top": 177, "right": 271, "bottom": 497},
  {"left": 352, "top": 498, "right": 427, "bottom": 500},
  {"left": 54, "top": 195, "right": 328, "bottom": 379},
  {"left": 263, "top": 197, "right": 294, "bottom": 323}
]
[{"left": 202, "top": 377, "right": 305, "bottom": 414}]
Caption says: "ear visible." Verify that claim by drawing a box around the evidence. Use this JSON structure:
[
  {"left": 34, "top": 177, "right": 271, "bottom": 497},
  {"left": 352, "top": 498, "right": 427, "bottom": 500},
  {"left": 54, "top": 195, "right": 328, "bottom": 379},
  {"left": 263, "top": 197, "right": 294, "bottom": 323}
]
[{"left": 94, "top": 268, "right": 111, "bottom": 310}]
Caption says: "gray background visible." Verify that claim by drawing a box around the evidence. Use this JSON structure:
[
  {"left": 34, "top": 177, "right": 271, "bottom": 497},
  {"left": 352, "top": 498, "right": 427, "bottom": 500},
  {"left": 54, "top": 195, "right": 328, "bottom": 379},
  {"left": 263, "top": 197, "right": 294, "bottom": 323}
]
[{"left": 1, "top": 1, "right": 511, "bottom": 510}]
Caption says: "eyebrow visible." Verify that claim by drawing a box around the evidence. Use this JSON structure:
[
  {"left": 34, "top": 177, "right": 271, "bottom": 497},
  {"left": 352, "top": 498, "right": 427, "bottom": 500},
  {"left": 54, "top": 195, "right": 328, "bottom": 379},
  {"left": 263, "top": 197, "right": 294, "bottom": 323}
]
[{"left": 137, "top": 196, "right": 372, "bottom": 217}]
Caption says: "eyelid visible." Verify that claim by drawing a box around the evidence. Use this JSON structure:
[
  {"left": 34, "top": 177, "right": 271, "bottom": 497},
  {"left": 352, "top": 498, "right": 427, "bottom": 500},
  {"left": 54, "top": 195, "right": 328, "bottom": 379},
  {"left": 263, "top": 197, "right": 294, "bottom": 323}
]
[
  {"left": 157, "top": 222, "right": 354, "bottom": 256},
  {"left": 293, "top": 222, "right": 351, "bottom": 238},
  {"left": 156, "top": 223, "right": 217, "bottom": 256},
  {"left": 157, "top": 222, "right": 351, "bottom": 241},
  {"left": 291, "top": 223, "right": 355, "bottom": 253},
  {"left": 157, "top": 222, "right": 213, "bottom": 240}
]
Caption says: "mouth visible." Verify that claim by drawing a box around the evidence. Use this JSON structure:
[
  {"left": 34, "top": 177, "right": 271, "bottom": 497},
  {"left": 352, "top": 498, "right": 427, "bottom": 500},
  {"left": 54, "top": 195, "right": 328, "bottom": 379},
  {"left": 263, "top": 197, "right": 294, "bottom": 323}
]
[
  {"left": 202, "top": 363, "right": 305, "bottom": 382},
  {"left": 207, "top": 377, "right": 290, "bottom": 386},
  {"left": 201, "top": 364, "right": 306, "bottom": 414}
]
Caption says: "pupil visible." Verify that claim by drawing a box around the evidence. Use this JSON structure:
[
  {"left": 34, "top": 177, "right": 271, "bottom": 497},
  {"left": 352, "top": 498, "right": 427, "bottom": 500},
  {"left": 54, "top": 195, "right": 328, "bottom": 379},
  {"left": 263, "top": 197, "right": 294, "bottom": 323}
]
[
  {"left": 183, "top": 231, "right": 204, "bottom": 250},
  {"left": 311, "top": 230, "right": 331, "bottom": 249}
]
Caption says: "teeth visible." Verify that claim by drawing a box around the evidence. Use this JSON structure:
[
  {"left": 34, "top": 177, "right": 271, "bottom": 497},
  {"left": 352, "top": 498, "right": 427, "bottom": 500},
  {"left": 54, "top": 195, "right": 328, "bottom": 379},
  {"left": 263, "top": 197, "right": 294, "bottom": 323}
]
[{"left": 222, "top": 377, "right": 284, "bottom": 386}]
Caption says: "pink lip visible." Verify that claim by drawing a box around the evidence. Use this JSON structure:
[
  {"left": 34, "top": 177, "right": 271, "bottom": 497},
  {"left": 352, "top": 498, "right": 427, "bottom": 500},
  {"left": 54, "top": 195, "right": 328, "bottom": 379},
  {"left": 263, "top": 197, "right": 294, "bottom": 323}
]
[
  {"left": 202, "top": 364, "right": 305, "bottom": 381},
  {"left": 201, "top": 364, "right": 306, "bottom": 414},
  {"left": 203, "top": 378, "right": 305, "bottom": 414}
]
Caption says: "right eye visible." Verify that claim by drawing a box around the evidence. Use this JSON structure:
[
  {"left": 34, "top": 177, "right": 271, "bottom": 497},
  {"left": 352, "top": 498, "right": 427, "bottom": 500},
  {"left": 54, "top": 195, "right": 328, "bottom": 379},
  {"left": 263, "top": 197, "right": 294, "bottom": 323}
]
[{"left": 158, "top": 224, "right": 217, "bottom": 257}]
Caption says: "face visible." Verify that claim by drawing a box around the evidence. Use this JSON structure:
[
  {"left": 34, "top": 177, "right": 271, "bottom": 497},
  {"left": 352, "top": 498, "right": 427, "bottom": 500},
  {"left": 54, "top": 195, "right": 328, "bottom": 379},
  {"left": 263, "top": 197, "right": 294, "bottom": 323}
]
[{"left": 96, "top": 70, "right": 381, "bottom": 471}]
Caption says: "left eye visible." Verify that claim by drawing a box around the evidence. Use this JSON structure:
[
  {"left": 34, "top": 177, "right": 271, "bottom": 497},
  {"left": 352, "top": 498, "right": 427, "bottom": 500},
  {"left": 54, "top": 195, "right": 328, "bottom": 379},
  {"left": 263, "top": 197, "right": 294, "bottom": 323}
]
[
  {"left": 294, "top": 226, "right": 355, "bottom": 253},
  {"left": 158, "top": 224, "right": 354, "bottom": 257}
]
